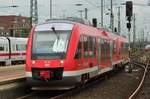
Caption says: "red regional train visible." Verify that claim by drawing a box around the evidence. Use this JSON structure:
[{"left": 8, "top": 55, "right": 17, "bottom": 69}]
[{"left": 26, "top": 20, "right": 129, "bottom": 90}]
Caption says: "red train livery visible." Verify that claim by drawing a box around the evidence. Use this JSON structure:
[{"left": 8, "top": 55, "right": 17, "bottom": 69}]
[{"left": 26, "top": 20, "right": 129, "bottom": 90}]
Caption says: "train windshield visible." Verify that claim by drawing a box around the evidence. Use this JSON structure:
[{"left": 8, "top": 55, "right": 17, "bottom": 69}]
[{"left": 32, "top": 30, "right": 71, "bottom": 60}]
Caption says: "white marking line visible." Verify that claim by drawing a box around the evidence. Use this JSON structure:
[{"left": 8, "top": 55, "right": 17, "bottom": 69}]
[
  {"left": 26, "top": 66, "right": 99, "bottom": 77},
  {"left": 63, "top": 66, "right": 98, "bottom": 76},
  {"left": 26, "top": 66, "right": 113, "bottom": 77}
]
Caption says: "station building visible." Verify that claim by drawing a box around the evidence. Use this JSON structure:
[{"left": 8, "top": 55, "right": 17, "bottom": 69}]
[{"left": 0, "top": 15, "right": 31, "bottom": 37}]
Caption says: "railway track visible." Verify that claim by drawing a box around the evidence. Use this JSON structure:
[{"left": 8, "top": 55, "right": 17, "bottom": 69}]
[
  {"left": 17, "top": 52, "right": 150, "bottom": 99},
  {"left": 17, "top": 70, "right": 120, "bottom": 99},
  {"left": 129, "top": 53, "right": 150, "bottom": 99}
]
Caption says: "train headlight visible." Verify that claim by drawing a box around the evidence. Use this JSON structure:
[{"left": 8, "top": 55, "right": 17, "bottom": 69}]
[
  {"left": 60, "top": 60, "right": 64, "bottom": 64},
  {"left": 60, "top": 60, "right": 64, "bottom": 66},
  {"left": 32, "top": 61, "right": 35, "bottom": 64}
]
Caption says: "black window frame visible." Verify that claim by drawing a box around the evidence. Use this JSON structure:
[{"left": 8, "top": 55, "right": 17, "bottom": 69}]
[{"left": 74, "top": 36, "right": 82, "bottom": 59}]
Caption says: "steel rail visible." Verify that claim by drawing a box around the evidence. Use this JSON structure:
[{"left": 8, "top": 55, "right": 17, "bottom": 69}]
[{"left": 128, "top": 56, "right": 150, "bottom": 99}]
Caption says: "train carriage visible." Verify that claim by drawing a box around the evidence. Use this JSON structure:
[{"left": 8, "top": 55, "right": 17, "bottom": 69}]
[
  {"left": 26, "top": 20, "right": 129, "bottom": 90},
  {"left": 0, "top": 37, "right": 27, "bottom": 65}
]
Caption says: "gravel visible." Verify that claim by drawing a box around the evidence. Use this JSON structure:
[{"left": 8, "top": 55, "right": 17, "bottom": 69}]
[
  {"left": 63, "top": 67, "right": 143, "bottom": 99},
  {"left": 136, "top": 70, "right": 150, "bottom": 99}
]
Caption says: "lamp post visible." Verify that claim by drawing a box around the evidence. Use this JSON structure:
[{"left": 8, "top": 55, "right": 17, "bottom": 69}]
[
  {"left": 110, "top": 0, "right": 114, "bottom": 32},
  {"left": 85, "top": 8, "right": 88, "bottom": 20},
  {"left": 118, "top": 6, "right": 121, "bottom": 35},
  {"left": 78, "top": 10, "right": 84, "bottom": 18},
  {"left": 75, "top": 4, "right": 83, "bottom": 19},
  {"left": 101, "top": 0, "right": 104, "bottom": 27},
  {"left": 50, "top": 0, "right": 52, "bottom": 20}
]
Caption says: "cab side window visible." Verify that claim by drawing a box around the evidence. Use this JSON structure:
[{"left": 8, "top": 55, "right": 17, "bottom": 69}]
[{"left": 75, "top": 36, "right": 82, "bottom": 59}]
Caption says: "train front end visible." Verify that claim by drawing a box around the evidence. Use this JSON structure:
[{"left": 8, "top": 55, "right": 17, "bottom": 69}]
[{"left": 26, "top": 21, "right": 77, "bottom": 90}]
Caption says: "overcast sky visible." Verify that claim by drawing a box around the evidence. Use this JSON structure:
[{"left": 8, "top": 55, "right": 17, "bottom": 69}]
[{"left": 0, "top": 0, "right": 150, "bottom": 40}]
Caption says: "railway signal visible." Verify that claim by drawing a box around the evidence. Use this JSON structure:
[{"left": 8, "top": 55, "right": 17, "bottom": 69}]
[
  {"left": 92, "top": 18, "right": 97, "bottom": 27},
  {"left": 125, "top": 1, "right": 133, "bottom": 73},
  {"left": 126, "top": 1, "right": 133, "bottom": 30},
  {"left": 126, "top": 1, "right": 133, "bottom": 21}
]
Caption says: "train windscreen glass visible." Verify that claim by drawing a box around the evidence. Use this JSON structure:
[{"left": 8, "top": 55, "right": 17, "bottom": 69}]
[{"left": 32, "top": 30, "right": 71, "bottom": 60}]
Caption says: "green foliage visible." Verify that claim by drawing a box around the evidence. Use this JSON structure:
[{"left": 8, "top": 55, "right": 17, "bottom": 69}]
[{"left": 131, "top": 48, "right": 142, "bottom": 55}]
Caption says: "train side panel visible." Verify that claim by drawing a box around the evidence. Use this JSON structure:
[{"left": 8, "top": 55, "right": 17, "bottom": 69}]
[
  {"left": 9, "top": 37, "right": 27, "bottom": 64},
  {"left": 0, "top": 37, "right": 9, "bottom": 65}
]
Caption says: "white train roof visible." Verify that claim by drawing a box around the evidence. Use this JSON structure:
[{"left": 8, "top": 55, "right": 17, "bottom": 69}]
[
  {"left": 0, "top": 37, "right": 28, "bottom": 44},
  {"left": 0, "top": 37, "right": 8, "bottom": 44},
  {"left": 35, "top": 21, "right": 74, "bottom": 31}
]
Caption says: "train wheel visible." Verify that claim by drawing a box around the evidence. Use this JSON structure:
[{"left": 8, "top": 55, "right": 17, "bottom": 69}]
[{"left": 81, "top": 73, "right": 89, "bottom": 85}]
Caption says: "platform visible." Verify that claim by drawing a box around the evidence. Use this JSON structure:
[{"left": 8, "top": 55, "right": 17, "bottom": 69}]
[{"left": 0, "top": 65, "right": 25, "bottom": 83}]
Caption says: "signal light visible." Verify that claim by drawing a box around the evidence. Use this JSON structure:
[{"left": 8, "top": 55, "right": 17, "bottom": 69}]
[
  {"left": 127, "top": 22, "right": 131, "bottom": 30},
  {"left": 92, "top": 18, "right": 97, "bottom": 27},
  {"left": 126, "top": 1, "right": 133, "bottom": 17}
]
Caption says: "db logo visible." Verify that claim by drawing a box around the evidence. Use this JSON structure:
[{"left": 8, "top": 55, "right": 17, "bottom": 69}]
[
  {"left": 44, "top": 61, "right": 50, "bottom": 67},
  {"left": 45, "top": 64, "right": 50, "bottom": 67}
]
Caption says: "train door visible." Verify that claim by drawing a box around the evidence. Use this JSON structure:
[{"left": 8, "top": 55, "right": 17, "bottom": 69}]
[
  {"left": 97, "top": 38, "right": 101, "bottom": 71},
  {"left": 110, "top": 40, "right": 113, "bottom": 67},
  {"left": 106, "top": 40, "right": 111, "bottom": 67}
]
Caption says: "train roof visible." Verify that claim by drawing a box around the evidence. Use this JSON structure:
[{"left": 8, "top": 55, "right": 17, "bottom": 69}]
[
  {"left": 35, "top": 20, "right": 127, "bottom": 42},
  {"left": 0, "top": 37, "right": 8, "bottom": 44},
  {"left": 37, "top": 20, "right": 75, "bottom": 26},
  {"left": 35, "top": 20, "right": 75, "bottom": 31},
  {"left": 0, "top": 37, "right": 27, "bottom": 43},
  {"left": 8, "top": 37, "right": 27, "bottom": 40}
]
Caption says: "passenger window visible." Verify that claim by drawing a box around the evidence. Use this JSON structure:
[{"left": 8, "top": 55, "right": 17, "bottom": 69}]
[
  {"left": 106, "top": 40, "right": 110, "bottom": 59},
  {"left": 101, "top": 39, "right": 104, "bottom": 61},
  {"left": 93, "top": 37, "right": 96, "bottom": 57},
  {"left": 12, "top": 44, "right": 16, "bottom": 51},
  {"left": 104, "top": 40, "right": 107, "bottom": 61},
  {"left": 16, "top": 45, "right": 19, "bottom": 51},
  {"left": 84, "top": 36, "right": 88, "bottom": 58},
  {"left": 75, "top": 37, "right": 82, "bottom": 59},
  {"left": 89, "top": 36, "right": 93, "bottom": 57},
  {"left": 113, "top": 41, "right": 116, "bottom": 53},
  {"left": 6, "top": 45, "right": 8, "bottom": 52},
  {"left": 0, "top": 44, "right": 4, "bottom": 51}
]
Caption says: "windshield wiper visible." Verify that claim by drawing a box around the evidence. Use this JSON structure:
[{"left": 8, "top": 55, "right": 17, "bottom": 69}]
[{"left": 51, "top": 27, "right": 60, "bottom": 40}]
